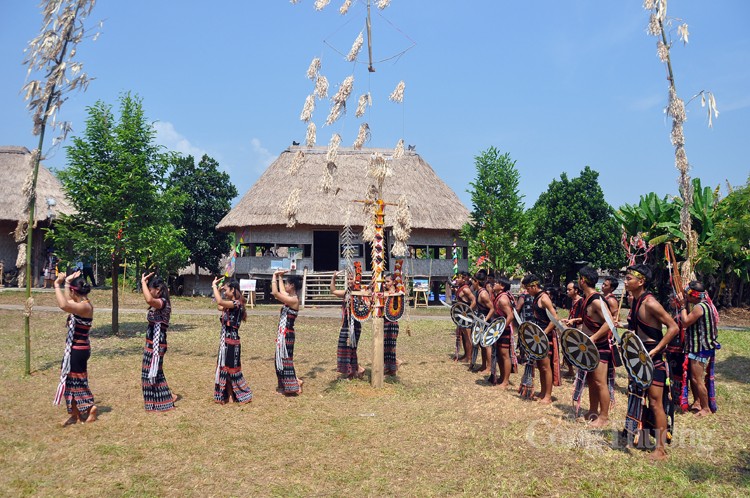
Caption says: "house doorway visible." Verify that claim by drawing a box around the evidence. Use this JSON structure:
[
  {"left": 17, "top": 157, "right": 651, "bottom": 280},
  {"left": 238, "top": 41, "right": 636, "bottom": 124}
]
[{"left": 313, "top": 231, "right": 339, "bottom": 272}]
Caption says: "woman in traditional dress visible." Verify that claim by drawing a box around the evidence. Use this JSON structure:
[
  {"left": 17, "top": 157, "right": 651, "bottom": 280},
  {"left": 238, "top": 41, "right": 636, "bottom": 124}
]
[
  {"left": 53, "top": 270, "right": 97, "bottom": 425},
  {"left": 383, "top": 273, "right": 400, "bottom": 376},
  {"left": 330, "top": 269, "right": 366, "bottom": 380},
  {"left": 140, "top": 273, "right": 175, "bottom": 412},
  {"left": 271, "top": 270, "right": 303, "bottom": 395},
  {"left": 211, "top": 277, "right": 253, "bottom": 404}
]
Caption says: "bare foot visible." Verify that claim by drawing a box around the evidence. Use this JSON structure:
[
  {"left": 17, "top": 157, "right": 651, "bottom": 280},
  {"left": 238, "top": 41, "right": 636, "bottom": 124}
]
[
  {"left": 497, "top": 382, "right": 509, "bottom": 389},
  {"left": 537, "top": 396, "right": 553, "bottom": 405},
  {"left": 694, "top": 408, "right": 711, "bottom": 418},
  {"left": 689, "top": 403, "right": 702, "bottom": 413},
  {"left": 458, "top": 357, "right": 470, "bottom": 364},
  {"left": 648, "top": 448, "right": 668, "bottom": 462},
  {"left": 589, "top": 416, "right": 608, "bottom": 428},
  {"left": 355, "top": 367, "right": 365, "bottom": 379},
  {"left": 472, "top": 366, "right": 488, "bottom": 373},
  {"left": 297, "top": 379, "right": 304, "bottom": 394},
  {"left": 85, "top": 405, "right": 98, "bottom": 424},
  {"left": 60, "top": 415, "right": 78, "bottom": 427}
]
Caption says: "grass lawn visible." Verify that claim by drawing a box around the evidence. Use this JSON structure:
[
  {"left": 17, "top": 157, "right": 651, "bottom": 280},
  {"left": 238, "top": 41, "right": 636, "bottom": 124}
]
[{"left": 1, "top": 291, "right": 749, "bottom": 496}]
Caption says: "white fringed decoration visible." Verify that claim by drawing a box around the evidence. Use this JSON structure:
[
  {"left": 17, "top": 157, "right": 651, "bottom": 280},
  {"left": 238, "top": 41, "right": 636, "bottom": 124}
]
[
  {"left": 315, "top": 75, "right": 329, "bottom": 99},
  {"left": 332, "top": 75, "right": 354, "bottom": 104},
  {"left": 355, "top": 92, "right": 371, "bottom": 117},
  {"left": 656, "top": 40, "right": 669, "bottom": 62},
  {"left": 53, "top": 314, "right": 75, "bottom": 405},
  {"left": 391, "top": 195, "right": 412, "bottom": 257},
  {"left": 377, "top": 0, "right": 391, "bottom": 10},
  {"left": 647, "top": 13, "right": 661, "bottom": 36},
  {"left": 346, "top": 31, "right": 364, "bottom": 62},
  {"left": 320, "top": 161, "right": 337, "bottom": 193},
  {"left": 148, "top": 322, "right": 162, "bottom": 381},
  {"left": 275, "top": 307, "right": 290, "bottom": 371},
  {"left": 314, "top": 0, "right": 331, "bottom": 11},
  {"left": 341, "top": 208, "right": 356, "bottom": 267},
  {"left": 300, "top": 94, "right": 315, "bottom": 122},
  {"left": 389, "top": 80, "right": 405, "bottom": 103},
  {"left": 289, "top": 150, "right": 305, "bottom": 175},
  {"left": 306, "top": 57, "right": 321, "bottom": 80},
  {"left": 306, "top": 122, "right": 317, "bottom": 147},
  {"left": 327, "top": 133, "right": 342, "bottom": 162},
  {"left": 284, "top": 188, "right": 301, "bottom": 227},
  {"left": 667, "top": 87, "right": 687, "bottom": 123},
  {"left": 325, "top": 101, "right": 345, "bottom": 126},
  {"left": 353, "top": 123, "right": 370, "bottom": 149},
  {"left": 215, "top": 323, "right": 226, "bottom": 383},
  {"left": 368, "top": 152, "right": 392, "bottom": 190},
  {"left": 393, "top": 138, "right": 404, "bottom": 159},
  {"left": 339, "top": 0, "right": 353, "bottom": 14},
  {"left": 677, "top": 23, "right": 689, "bottom": 44}
]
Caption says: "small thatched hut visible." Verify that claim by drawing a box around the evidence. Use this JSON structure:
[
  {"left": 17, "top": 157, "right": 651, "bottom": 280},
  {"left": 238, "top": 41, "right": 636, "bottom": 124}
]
[
  {"left": 218, "top": 146, "right": 469, "bottom": 301},
  {"left": 0, "top": 146, "right": 74, "bottom": 286}
]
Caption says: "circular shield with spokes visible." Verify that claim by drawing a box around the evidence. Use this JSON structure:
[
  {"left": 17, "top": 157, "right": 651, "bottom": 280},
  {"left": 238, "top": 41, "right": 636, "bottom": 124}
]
[
  {"left": 471, "top": 316, "right": 485, "bottom": 346},
  {"left": 560, "top": 328, "right": 600, "bottom": 372},
  {"left": 621, "top": 330, "right": 654, "bottom": 389},
  {"left": 519, "top": 322, "right": 549, "bottom": 360},
  {"left": 450, "top": 302, "right": 474, "bottom": 328},
  {"left": 481, "top": 317, "right": 507, "bottom": 347}
]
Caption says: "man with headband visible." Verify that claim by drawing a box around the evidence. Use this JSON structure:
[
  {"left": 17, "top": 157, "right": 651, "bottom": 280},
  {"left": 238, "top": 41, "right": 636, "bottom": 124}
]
[
  {"left": 676, "top": 280, "right": 720, "bottom": 417},
  {"left": 624, "top": 264, "right": 679, "bottom": 461}
]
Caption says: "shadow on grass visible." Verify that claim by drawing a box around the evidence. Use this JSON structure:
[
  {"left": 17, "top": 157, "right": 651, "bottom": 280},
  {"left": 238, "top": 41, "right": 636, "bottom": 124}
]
[
  {"left": 302, "top": 365, "right": 327, "bottom": 379},
  {"left": 90, "top": 321, "right": 196, "bottom": 339},
  {"left": 717, "top": 354, "right": 750, "bottom": 383}
]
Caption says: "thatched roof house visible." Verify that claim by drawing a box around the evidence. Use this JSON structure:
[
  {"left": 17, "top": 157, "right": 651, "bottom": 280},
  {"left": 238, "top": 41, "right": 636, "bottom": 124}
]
[
  {"left": 0, "top": 146, "right": 74, "bottom": 285},
  {"left": 218, "top": 146, "right": 470, "bottom": 282}
]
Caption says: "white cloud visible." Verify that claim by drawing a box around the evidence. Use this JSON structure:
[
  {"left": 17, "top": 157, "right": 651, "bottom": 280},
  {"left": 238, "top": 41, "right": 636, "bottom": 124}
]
[
  {"left": 250, "top": 137, "right": 276, "bottom": 172},
  {"left": 152, "top": 121, "right": 207, "bottom": 159}
]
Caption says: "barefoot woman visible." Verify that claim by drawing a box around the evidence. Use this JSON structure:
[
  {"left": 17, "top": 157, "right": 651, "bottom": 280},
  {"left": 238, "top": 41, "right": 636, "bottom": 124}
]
[
  {"left": 272, "top": 270, "right": 303, "bottom": 395},
  {"left": 53, "top": 270, "right": 97, "bottom": 425},
  {"left": 140, "top": 273, "right": 175, "bottom": 412},
  {"left": 211, "top": 277, "right": 253, "bottom": 404}
]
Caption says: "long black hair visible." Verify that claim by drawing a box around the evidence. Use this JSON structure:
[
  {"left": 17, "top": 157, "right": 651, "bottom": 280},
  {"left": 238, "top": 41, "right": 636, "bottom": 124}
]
[
  {"left": 224, "top": 278, "right": 247, "bottom": 322},
  {"left": 148, "top": 275, "right": 171, "bottom": 304}
]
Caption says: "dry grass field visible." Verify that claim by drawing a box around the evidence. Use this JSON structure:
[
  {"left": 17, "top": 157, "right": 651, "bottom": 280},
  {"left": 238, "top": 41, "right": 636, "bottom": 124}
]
[{"left": 1, "top": 289, "right": 749, "bottom": 496}]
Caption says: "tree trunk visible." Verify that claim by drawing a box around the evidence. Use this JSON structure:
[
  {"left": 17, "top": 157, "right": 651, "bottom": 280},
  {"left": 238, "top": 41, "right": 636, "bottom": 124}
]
[
  {"left": 111, "top": 255, "right": 120, "bottom": 335},
  {"left": 194, "top": 262, "right": 199, "bottom": 296}
]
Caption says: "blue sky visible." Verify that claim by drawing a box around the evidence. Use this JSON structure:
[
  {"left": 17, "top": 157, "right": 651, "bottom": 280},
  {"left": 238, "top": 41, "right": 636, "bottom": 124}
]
[{"left": 1, "top": 1, "right": 748, "bottom": 211}]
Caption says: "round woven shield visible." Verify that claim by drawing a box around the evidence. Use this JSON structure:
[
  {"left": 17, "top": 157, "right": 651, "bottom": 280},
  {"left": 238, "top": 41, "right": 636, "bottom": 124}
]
[
  {"left": 471, "top": 314, "right": 486, "bottom": 346},
  {"left": 350, "top": 294, "right": 371, "bottom": 322},
  {"left": 384, "top": 295, "right": 404, "bottom": 322},
  {"left": 450, "top": 302, "right": 474, "bottom": 328},
  {"left": 560, "top": 328, "right": 600, "bottom": 372},
  {"left": 481, "top": 317, "right": 507, "bottom": 347},
  {"left": 519, "top": 321, "right": 549, "bottom": 360},
  {"left": 621, "top": 330, "right": 654, "bottom": 389}
]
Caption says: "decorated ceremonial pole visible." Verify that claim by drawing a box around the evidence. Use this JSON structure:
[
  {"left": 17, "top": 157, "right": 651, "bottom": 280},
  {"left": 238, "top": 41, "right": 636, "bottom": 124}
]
[{"left": 370, "top": 199, "right": 386, "bottom": 387}]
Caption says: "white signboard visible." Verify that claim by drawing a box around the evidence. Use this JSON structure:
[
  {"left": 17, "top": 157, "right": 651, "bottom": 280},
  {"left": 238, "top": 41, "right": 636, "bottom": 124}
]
[{"left": 239, "top": 279, "right": 256, "bottom": 292}]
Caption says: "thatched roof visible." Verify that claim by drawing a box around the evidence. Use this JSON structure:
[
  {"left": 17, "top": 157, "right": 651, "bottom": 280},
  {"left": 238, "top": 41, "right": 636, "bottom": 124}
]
[
  {"left": 218, "top": 147, "right": 469, "bottom": 231},
  {"left": 0, "top": 146, "right": 74, "bottom": 223}
]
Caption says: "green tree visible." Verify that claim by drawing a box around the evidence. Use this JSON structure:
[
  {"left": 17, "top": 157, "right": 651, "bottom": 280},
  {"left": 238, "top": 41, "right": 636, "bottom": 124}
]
[
  {"left": 50, "top": 93, "right": 188, "bottom": 333},
  {"left": 168, "top": 154, "right": 237, "bottom": 294},
  {"left": 462, "top": 147, "right": 529, "bottom": 276},
  {"left": 526, "top": 166, "right": 623, "bottom": 284}
]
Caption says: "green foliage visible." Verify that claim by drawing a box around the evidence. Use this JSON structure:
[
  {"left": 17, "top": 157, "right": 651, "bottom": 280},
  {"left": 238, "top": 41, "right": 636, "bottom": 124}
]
[
  {"left": 51, "top": 93, "right": 188, "bottom": 275},
  {"left": 525, "top": 166, "right": 624, "bottom": 282},
  {"left": 168, "top": 154, "right": 237, "bottom": 275},
  {"left": 462, "top": 147, "right": 529, "bottom": 276}
]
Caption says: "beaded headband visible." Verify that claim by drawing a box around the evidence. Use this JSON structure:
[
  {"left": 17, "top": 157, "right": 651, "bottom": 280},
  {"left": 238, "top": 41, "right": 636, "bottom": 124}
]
[
  {"left": 628, "top": 270, "right": 645, "bottom": 281},
  {"left": 686, "top": 288, "right": 705, "bottom": 299}
]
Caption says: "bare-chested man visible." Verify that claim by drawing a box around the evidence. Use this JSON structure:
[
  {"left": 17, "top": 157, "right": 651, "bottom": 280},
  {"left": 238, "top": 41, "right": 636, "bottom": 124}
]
[
  {"left": 490, "top": 277, "right": 517, "bottom": 388},
  {"left": 520, "top": 273, "right": 561, "bottom": 404},
  {"left": 471, "top": 269, "right": 495, "bottom": 372},
  {"left": 577, "top": 266, "right": 615, "bottom": 428},
  {"left": 624, "top": 264, "right": 679, "bottom": 461},
  {"left": 454, "top": 272, "right": 476, "bottom": 363}
]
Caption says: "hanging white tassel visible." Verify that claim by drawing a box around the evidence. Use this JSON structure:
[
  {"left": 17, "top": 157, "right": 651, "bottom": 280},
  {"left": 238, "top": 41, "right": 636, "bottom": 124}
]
[
  {"left": 289, "top": 150, "right": 305, "bottom": 175},
  {"left": 332, "top": 75, "right": 354, "bottom": 104},
  {"left": 306, "top": 57, "right": 321, "bottom": 80},
  {"left": 306, "top": 121, "right": 317, "bottom": 147},
  {"left": 314, "top": 0, "right": 331, "bottom": 11},
  {"left": 355, "top": 92, "right": 371, "bottom": 117},
  {"left": 377, "top": 0, "right": 391, "bottom": 10},
  {"left": 284, "top": 188, "right": 301, "bottom": 227},
  {"left": 389, "top": 80, "right": 405, "bottom": 103},
  {"left": 315, "top": 75, "right": 329, "bottom": 99},
  {"left": 327, "top": 133, "right": 342, "bottom": 162},
  {"left": 339, "top": 0, "right": 353, "bottom": 14},
  {"left": 215, "top": 324, "right": 226, "bottom": 384},
  {"left": 353, "top": 123, "right": 370, "bottom": 149},
  {"left": 325, "top": 101, "right": 345, "bottom": 126},
  {"left": 300, "top": 94, "right": 315, "bottom": 122},
  {"left": 346, "top": 31, "right": 364, "bottom": 62},
  {"left": 393, "top": 138, "right": 404, "bottom": 159},
  {"left": 275, "top": 307, "right": 290, "bottom": 371}
]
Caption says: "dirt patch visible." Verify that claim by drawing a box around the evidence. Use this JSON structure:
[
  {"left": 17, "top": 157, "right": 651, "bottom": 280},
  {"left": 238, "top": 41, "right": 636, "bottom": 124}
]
[{"left": 720, "top": 306, "right": 750, "bottom": 328}]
